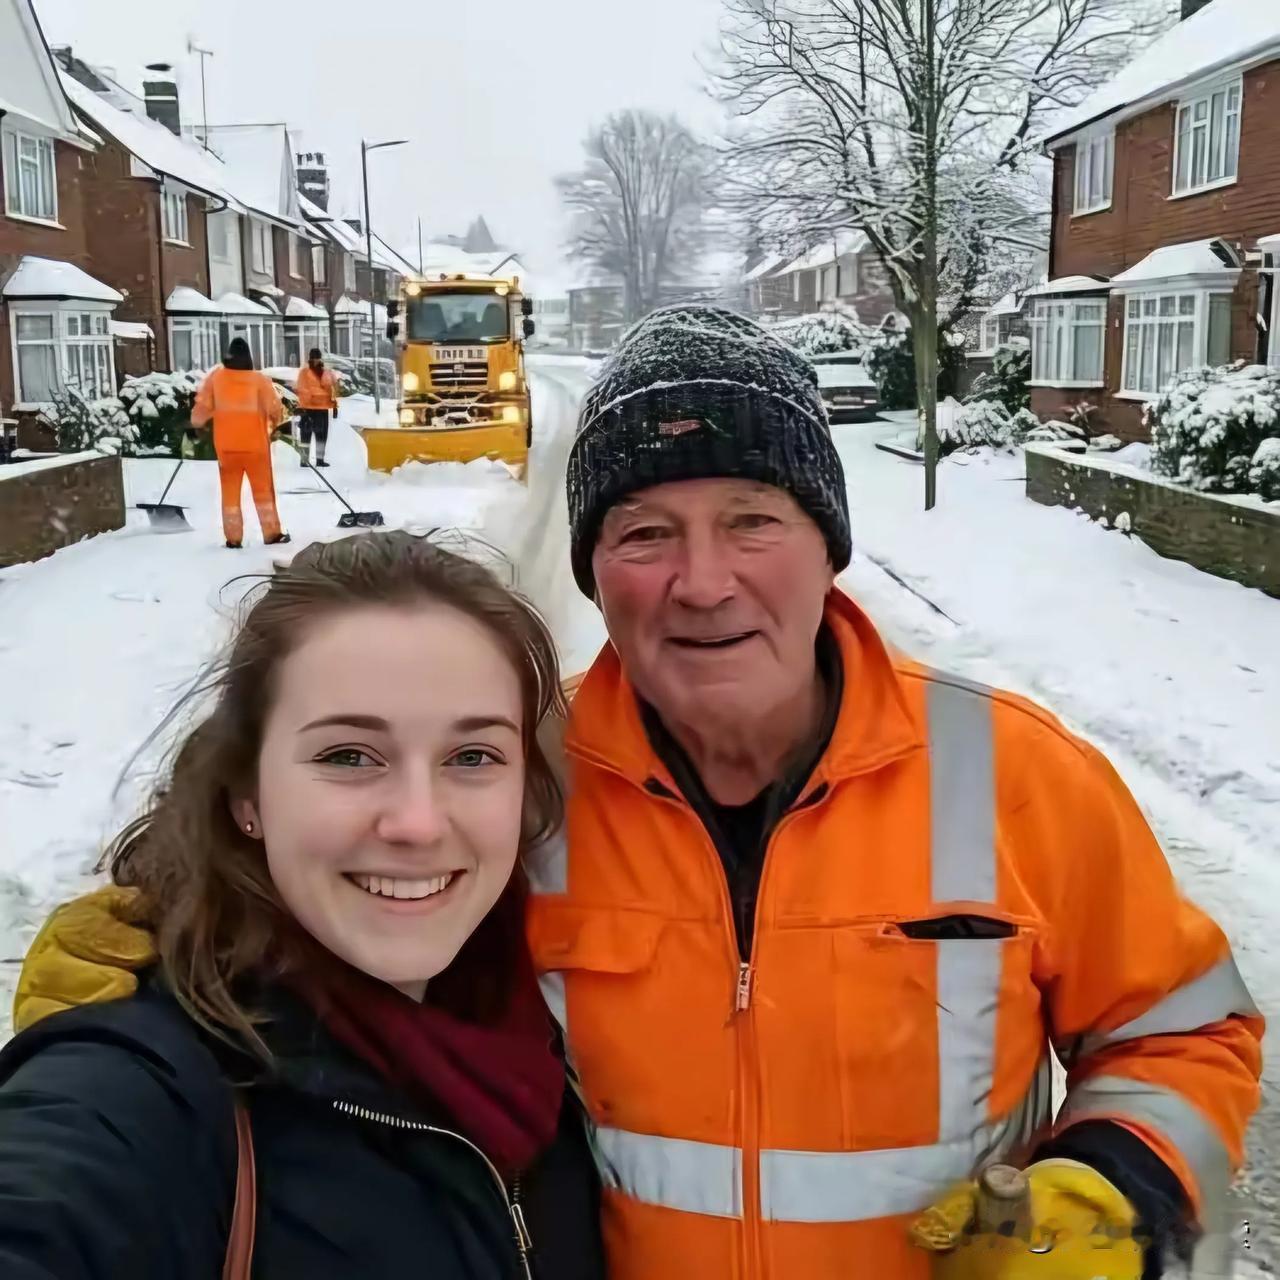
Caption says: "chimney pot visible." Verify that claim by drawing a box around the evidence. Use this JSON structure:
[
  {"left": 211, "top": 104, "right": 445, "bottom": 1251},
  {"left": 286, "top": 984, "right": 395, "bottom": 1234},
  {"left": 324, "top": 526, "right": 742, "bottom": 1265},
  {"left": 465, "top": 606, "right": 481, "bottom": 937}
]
[{"left": 142, "top": 63, "right": 182, "bottom": 136}]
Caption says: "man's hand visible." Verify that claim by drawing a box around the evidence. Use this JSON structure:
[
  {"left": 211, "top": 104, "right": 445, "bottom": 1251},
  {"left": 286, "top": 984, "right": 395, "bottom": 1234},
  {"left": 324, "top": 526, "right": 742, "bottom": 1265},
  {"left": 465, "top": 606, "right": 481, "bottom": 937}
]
[
  {"left": 910, "top": 1159, "right": 1143, "bottom": 1278},
  {"left": 13, "top": 885, "right": 158, "bottom": 1033}
]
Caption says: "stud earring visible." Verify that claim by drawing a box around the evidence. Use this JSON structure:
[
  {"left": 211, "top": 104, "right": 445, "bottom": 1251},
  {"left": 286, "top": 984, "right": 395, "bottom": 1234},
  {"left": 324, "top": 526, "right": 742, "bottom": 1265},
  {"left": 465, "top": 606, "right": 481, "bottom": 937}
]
[{"left": 245, "top": 820, "right": 255, "bottom": 835}]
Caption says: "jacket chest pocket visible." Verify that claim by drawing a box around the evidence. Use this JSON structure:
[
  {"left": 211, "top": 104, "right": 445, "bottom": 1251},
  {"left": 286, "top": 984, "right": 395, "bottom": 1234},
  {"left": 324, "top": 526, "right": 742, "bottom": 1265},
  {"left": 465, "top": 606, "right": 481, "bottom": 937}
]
[{"left": 831, "top": 916, "right": 1039, "bottom": 1151}]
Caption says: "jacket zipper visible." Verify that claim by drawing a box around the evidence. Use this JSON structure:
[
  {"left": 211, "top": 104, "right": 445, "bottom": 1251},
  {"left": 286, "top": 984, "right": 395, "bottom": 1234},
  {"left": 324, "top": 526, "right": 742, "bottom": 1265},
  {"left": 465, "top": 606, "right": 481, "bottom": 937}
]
[{"left": 331, "top": 1099, "right": 533, "bottom": 1279}]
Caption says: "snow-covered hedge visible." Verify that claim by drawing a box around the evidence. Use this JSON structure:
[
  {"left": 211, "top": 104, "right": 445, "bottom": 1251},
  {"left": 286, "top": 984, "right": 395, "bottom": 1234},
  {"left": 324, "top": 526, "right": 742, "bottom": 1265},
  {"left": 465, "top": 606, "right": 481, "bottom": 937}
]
[
  {"left": 1148, "top": 363, "right": 1280, "bottom": 497},
  {"left": 1249, "top": 437, "right": 1280, "bottom": 501},
  {"left": 39, "top": 388, "right": 138, "bottom": 455},
  {"left": 938, "top": 397, "right": 1039, "bottom": 455},
  {"left": 118, "top": 371, "right": 204, "bottom": 457},
  {"left": 965, "top": 340, "right": 1030, "bottom": 414},
  {"left": 770, "top": 310, "right": 868, "bottom": 357}
]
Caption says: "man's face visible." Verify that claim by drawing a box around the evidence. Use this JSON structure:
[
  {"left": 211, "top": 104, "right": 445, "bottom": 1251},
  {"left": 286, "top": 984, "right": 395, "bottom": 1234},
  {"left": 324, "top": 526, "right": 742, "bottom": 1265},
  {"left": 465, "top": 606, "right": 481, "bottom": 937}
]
[{"left": 592, "top": 478, "right": 835, "bottom": 729}]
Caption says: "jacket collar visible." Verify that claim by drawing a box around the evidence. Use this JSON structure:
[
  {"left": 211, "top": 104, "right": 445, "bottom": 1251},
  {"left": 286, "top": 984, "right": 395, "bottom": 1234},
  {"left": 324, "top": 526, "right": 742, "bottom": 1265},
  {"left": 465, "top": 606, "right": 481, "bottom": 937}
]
[{"left": 565, "top": 588, "right": 925, "bottom": 789}]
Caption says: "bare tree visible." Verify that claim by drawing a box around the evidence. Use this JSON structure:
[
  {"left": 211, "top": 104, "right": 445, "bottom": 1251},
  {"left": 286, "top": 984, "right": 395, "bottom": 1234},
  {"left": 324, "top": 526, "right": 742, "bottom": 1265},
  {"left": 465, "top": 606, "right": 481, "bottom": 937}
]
[
  {"left": 715, "top": 0, "right": 1172, "bottom": 509},
  {"left": 558, "top": 110, "right": 711, "bottom": 324}
]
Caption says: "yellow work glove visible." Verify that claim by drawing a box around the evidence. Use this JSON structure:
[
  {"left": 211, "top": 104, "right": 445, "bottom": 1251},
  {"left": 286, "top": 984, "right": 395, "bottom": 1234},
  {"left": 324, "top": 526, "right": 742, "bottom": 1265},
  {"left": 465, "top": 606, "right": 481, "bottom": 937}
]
[
  {"left": 13, "top": 885, "right": 157, "bottom": 1034},
  {"left": 910, "top": 1160, "right": 1144, "bottom": 1279}
]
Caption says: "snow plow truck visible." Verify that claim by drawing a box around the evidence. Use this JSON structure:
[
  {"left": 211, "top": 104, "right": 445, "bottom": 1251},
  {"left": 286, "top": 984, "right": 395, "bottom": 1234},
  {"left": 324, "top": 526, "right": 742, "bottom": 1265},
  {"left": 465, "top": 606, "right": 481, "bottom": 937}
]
[{"left": 357, "top": 274, "right": 535, "bottom": 477}]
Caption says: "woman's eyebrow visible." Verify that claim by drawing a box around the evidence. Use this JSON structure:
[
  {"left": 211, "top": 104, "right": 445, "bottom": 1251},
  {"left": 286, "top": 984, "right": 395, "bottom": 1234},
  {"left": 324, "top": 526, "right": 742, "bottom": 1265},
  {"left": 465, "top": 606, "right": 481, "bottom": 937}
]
[
  {"left": 453, "top": 715, "right": 520, "bottom": 734},
  {"left": 298, "top": 714, "right": 390, "bottom": 733}
]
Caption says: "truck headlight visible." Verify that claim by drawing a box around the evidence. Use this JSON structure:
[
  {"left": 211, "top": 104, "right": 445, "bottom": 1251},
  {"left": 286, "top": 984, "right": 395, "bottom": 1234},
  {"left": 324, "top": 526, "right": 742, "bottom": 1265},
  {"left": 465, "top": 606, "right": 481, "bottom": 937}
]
[
  {"left": 498, "top": 370, "right": 518, "bottom": 392},
  {"left": 402, "top": 372, "right": 420, "bottom": 393},
  {"left": 399, "top": 409, "right": 416, "bottom": 426},
  {"left": 502, "top": 405, "right": 522, "bottom": 424}
]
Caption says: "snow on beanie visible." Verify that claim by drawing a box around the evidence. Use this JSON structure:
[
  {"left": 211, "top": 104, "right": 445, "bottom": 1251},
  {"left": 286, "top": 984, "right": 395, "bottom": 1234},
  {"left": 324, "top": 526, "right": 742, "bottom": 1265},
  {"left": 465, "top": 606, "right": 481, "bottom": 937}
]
[{"left": 566, "top": 304, "right": 852, "bottom": 598}]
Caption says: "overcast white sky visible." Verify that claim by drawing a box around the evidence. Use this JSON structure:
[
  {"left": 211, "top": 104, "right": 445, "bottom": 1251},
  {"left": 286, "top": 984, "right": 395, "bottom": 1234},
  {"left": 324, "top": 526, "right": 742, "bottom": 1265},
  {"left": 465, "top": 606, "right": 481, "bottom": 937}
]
[{"left": 34, "top": 0, "right": 727, "bottom": 287}]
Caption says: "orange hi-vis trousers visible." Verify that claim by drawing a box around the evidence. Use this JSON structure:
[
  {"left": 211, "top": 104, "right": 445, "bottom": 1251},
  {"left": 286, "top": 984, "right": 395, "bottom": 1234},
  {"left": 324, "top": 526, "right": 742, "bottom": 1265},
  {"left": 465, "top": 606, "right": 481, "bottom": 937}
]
[{"left": 219, "top": 450, "right": 281, "bottom": 544}]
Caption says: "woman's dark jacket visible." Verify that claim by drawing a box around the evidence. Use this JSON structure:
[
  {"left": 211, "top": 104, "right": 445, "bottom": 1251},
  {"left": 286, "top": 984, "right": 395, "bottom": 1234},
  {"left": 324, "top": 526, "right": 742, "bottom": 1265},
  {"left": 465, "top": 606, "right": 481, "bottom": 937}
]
[{"left": 0, "top": 979, "right": 603, "bottom": 1280}]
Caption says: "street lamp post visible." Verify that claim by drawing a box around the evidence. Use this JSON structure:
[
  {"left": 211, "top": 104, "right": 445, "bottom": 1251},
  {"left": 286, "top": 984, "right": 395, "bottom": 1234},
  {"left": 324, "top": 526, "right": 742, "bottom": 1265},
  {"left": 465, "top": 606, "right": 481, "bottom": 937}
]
[{"left": 360, "top": 138, "right": 408, "bottom": 415}]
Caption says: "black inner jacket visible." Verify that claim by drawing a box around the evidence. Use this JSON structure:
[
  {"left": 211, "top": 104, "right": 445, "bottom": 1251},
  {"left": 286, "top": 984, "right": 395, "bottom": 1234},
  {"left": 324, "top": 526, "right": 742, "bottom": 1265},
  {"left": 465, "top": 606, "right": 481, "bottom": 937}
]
[
  {"left": 0, "top": 978, "right": 603, "bottom": 1280},
  {"left": 637, "top": 626, "right": 1188, "bottom": 1276}
]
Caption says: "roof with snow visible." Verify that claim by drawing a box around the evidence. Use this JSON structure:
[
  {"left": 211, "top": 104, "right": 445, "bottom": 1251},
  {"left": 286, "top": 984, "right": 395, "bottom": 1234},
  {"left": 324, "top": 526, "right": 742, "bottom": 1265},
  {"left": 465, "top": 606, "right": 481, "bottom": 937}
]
[
  {"left": 3, "top": 256, "right": 122, "bottom": 303},
  {"left": 217, "top": 292, "right": 273, "bottom": 317},
  {"left": 110, "top": 319, "right": 153, "bottom": 340},
  {"left": 988, "top": 292, "right": 1024, "bottom": 316},
  {"left": 285, "top": 296, "right": 328, "bottom": 319},
  {"left": 1024, "top": 275, "right": 1112, "bottom": 296},
  {"left": 745, "top": 254, "right": 785, "bottom": 282},
  {"left": 1110, "top": 238, "right": 1242, "bottom": 290},
  {"left": 1, "top": 0, "right": 84, "bottom": 142},
  {"left": 1045, "top": 0, "right": 1280, "bottom": 145},
  {"left": 166, "top": 286, "right": 222, "bottom": 315},
  {"left": 777, "top": 231, "right": 868, "bottom": 276},
  {"left": 59, "top": 71, "right": 238, "bottom": 203},
  {"left": 205, "top": 125, "right": 302, "bottom": 227}
]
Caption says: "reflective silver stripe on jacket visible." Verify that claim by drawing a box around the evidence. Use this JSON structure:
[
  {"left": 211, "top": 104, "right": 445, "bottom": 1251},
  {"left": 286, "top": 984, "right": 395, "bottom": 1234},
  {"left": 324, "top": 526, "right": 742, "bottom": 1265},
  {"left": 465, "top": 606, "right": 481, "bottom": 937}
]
[
  {"left": 592, "top": 1127, "right": 744, "bottom": 1219},
  {"left": 1059, "top": 1074, "right": 1231, "bottom": 1215},
  {"left": 1077, "top": 956, "right": 1259, "bottom": 1057}
]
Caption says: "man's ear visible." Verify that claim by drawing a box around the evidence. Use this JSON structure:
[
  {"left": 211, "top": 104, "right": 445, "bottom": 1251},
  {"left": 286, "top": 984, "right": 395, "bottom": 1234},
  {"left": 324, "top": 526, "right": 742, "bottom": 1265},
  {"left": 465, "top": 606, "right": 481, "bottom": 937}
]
[{"left": 229, "top": 795, "right": 263, "bottom": 840}]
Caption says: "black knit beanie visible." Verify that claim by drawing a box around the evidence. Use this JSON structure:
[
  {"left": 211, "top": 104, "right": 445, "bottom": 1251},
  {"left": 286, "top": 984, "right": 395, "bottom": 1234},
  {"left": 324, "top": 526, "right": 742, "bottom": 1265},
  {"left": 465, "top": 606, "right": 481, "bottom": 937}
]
[{"left": 567, "top": 304, "right": 852, "bottom": 597}]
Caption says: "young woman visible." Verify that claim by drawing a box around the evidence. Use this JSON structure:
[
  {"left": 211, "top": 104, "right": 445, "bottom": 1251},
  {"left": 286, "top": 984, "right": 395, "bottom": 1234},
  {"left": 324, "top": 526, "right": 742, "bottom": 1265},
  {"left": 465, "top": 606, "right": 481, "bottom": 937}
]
[{"left": 0, "top": 532, "right": 602, "bottom": 1280}]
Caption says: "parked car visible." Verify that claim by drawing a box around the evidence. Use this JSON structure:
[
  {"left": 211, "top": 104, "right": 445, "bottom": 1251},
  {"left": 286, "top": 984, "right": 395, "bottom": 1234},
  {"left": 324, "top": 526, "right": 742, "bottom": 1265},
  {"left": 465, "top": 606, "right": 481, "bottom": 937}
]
[{"left": 809, "top": 351, "right": 880, "bottom": 422}]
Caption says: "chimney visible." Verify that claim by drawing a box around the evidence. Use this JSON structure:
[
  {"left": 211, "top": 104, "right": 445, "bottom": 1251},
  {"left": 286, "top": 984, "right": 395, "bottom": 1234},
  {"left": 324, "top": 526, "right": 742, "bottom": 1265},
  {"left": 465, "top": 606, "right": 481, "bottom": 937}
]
[
  {"left": 142, "top": 63, "right": 181, "bottom": 136},
  {"left": 296, "top": 151, "right": 330, "bottom": 211},
  {"left": 1181, "top": 0, "right": 1214, "bottom": 17}
]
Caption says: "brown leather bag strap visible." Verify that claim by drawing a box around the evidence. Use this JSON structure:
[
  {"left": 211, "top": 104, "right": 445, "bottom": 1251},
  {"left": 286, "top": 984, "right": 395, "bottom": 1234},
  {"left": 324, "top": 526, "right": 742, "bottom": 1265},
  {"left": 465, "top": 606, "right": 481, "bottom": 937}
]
[{"left": 222, "top": 1096, "right": 257, "bottom": 1280}]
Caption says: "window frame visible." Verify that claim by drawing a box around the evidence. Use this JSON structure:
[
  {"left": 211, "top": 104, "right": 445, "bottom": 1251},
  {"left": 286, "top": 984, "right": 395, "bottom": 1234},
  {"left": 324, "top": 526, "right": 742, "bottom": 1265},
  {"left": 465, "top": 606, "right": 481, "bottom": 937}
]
[
  {"left": 311, "top": 243, "right": 328, "bottom": 285},
  {"left": 1028, "top": 296, "right": 1108, "bottom": 389},
  {"left": 343, "top": 253, "right": 357, "bottom": 292},
  {"left": 1171, "top": 78, "right": 1242, "bottom": 199},
  {"left": 1072, "top": 130, "right": 1114, "bottom": 217},
  {"left": 3, "top": 125, "right": 59, "bottom": 224},
  {"left": 10, "top": 302, "right": 117, "bottom": 407},
  {"left": 168, "top": 316, "right": 222, "bottom": 372},
  {"left": 161, "top": 187, "right": 190, "bottom": 245},
  {"left": 288, "top": 233, "right": 302, "bottom": 279},
  {"left": 251, "top": 220, "right": 275, "bottom": 275},
  {"left": 1118, "top": 288, "right": 1235, "bottom": 398}
]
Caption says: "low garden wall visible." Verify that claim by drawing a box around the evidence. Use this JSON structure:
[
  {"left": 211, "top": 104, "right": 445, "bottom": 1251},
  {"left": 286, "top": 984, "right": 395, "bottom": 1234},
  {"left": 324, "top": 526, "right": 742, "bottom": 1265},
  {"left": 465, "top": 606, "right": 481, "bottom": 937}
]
[
  {"left": 0, "top": 453, "right": 125, "bottom": 569},
  {"left": 1025, "top": 443, "right": 1280, "bottom": 597}
]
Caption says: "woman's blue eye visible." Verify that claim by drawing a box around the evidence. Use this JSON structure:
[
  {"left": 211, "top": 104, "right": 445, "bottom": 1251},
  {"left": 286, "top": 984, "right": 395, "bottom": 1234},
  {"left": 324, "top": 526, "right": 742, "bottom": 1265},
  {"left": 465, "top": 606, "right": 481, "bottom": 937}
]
[
  {"left": 448, "top": 748, "right": 500, "bottom": 768},
  {"left": 315, "top": 748, "right": 379, "bottom": 768}
]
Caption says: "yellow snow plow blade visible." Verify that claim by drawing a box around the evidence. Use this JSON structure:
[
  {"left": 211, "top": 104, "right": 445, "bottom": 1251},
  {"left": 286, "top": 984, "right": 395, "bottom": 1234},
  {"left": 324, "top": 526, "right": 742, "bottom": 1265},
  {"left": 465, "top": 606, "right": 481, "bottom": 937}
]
[{"left": 355, "top": 424, "right": 528, "bottom": 480}]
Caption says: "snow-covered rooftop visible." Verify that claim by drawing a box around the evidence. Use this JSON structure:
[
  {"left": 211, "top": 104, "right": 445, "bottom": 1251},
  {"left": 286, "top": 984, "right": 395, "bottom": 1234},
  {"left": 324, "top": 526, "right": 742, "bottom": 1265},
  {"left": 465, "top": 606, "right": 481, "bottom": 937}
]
[
  {"left": 166, "top": 286, "right": 222, "bottom": 315},
  {"left": 988, "top": 291, "right": 1024, "bottom": 316},
  {"left": 1110, "top": 239, "right": 1241, "bottom": 290},
  {"left": 745, "top": 254, "right": 785, "bottom": 282},
  {"left": 1024, "top": 275, "right": 1112, "bottom": 297},
  {"left": 285, "top": 296, "right": 329, "bottom": 320},
  {"left": 1046, "top": 0, "right": 1280, "bottom": 144},
  {"left": 59, "top": 72, "right": 238, "bottom": 204},
  {"left": 217, "top": 292, "right": 273, "bottom": 317},
  {"left": 206, "top": 125, "right": 301, "bottom": 227},
  {"left": 2, "top": 256, "right": 122, "bottom": 303},
  {"left": 777, "top": 231, "right": 868, "bottom": 276},
  {"left": 110, "top": 320, "right": 153, "bottom": 340}
]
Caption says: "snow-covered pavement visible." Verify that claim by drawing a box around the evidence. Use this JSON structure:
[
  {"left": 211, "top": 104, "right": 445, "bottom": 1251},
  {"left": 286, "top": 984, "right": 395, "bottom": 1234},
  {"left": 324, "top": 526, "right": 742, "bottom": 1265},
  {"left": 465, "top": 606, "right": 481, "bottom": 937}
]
[{"left": 0, "top": 371, "right": 1275, "bottom": 1268}]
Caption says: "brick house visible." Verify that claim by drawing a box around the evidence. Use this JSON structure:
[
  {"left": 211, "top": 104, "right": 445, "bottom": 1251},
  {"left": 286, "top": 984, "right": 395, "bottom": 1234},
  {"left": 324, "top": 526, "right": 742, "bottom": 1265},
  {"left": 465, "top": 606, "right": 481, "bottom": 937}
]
[
  {"left": 1, "top": 0, "right": 123, "bottom": 425},
  {"left": 744, "top": 232, "right": 898, "bottom": 327},
  {"left": 1031, "top": 0, "right": 1280, "bottom": 441}
]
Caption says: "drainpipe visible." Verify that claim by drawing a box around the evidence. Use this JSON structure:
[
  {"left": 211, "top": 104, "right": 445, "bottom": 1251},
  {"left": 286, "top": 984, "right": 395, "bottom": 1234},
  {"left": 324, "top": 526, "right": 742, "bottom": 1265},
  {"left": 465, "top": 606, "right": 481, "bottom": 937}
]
[{"left": 155, "top": 179, "right": 169, "bottom": 370}]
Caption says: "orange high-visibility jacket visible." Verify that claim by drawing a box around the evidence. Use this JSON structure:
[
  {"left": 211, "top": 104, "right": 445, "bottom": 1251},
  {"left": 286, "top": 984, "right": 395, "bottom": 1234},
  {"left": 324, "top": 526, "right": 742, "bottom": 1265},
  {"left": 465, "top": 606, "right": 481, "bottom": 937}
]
[
  {"left": 295, "top": 365, "right": 338, "bottom": 411},
  {"left": 192, "top": 366, "right": 285, "bottom": 454},
  {"left": 527, "top": 590, "right": 1262, "bottom": 1280}
]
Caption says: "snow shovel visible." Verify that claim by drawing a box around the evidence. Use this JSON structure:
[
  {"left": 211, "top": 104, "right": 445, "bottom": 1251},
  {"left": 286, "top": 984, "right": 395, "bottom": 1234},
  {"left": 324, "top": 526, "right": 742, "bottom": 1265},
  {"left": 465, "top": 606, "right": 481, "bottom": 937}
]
[
  {"left": 136, "top": 458, "right": 192, "bottom": 531},
  {"left": 299, "top": 456, "right": 384, "bottom": 528}
]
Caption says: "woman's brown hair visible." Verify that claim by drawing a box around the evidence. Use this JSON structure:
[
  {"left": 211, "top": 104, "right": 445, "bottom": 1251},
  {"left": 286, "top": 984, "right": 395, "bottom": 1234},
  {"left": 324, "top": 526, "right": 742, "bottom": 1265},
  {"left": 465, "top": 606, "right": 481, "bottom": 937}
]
[{"left": 103, "top": 530, "right": 566, "bottom": 1055}]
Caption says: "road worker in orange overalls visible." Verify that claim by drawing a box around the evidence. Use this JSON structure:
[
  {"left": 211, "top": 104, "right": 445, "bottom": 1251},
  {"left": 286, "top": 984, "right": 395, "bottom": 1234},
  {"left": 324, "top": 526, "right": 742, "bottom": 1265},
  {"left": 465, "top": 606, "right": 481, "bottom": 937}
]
[
  {"left": 294, "top": 347, "right": 338, "bottom": 468},
  {"left": 192, "top": 337, "right": 291, "bottom": 550}
]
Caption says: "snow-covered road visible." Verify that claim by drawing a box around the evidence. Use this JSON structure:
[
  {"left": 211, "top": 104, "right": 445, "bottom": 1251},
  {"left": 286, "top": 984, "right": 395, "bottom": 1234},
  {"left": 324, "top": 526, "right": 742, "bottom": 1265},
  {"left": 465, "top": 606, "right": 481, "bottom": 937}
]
[{"left": 0, "top": 367, "right": 1274, "bottom": 1269}]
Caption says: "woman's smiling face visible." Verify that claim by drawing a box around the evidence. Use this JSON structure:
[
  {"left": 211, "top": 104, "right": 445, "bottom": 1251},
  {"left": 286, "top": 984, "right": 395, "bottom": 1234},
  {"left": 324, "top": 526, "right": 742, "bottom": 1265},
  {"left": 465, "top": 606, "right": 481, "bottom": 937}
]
[{"left": 234, "top": 602, "right": 526, "bottom": 999}]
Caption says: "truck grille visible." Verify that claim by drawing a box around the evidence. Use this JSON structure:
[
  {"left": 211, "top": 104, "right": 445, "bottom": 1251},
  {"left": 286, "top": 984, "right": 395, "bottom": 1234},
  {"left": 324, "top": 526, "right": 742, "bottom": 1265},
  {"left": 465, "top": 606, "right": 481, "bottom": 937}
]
[{"left": 430, "top": 360, "right": 487, "bottom": 389}]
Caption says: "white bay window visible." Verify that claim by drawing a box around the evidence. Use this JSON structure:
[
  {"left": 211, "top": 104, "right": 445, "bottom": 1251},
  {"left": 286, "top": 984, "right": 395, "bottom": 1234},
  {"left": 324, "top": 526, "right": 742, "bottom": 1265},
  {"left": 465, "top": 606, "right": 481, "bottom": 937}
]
[
  {"left": 11, "top": 305, "right": 116, "bottom": 405},
  {"left": 1120, "top": 290, "right": 1234, "bottom": 395},
  {"left": 1074, "top": 131, "right": 1113, "bottom": 215},
  {"left": 169, "top": 317, "right": 222, "bottom": 372},
  {"left": 1030, "top": 297, "right": 1106, "bottom": 386},
  {"left": 1173, "top": 81, "right": 1241, "bottom": 197}
]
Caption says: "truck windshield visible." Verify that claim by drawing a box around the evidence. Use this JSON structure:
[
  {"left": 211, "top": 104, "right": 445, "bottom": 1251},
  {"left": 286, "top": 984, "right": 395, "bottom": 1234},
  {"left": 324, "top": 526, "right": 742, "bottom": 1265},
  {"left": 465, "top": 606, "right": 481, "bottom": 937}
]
[{"left": 406, "top": 293, "right": 509, "bottom": 343}]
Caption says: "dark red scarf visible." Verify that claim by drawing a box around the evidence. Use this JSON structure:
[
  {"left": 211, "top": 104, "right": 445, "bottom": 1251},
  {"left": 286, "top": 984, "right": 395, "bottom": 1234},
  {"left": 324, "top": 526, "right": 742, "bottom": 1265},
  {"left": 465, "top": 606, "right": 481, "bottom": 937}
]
[{"left": 301, "top": 918, "right": 564, "bottom": 1177}]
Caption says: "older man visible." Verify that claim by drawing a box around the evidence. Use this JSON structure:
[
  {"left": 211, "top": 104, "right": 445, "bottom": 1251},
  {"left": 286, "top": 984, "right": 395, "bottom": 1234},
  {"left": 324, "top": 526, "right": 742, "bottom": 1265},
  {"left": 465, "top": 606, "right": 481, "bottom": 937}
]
[{"left": 15, "top": 307, "right": 1263, "bottom": 1279}]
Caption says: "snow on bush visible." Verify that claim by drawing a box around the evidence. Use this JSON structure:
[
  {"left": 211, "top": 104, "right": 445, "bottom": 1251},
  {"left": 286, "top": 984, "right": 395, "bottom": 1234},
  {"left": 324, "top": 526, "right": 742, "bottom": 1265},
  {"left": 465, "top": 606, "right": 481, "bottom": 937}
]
[
  {"left": 938, "top": 397, "right": 1038, "bottom": 455},
  {"left": 118, "top": 371, "right": 204, "bottom": 458},
  {"left": 965, "top": 341, "right": 1030, "bottom": 413},
  {"left": 770, "top": 309, "right": 868, "bottom": 357},
  {"left": 1149, "top": 363, "right": 1280, "bottom": 496},
  {"left": 1023, "top": 419, "right": 1086, "bottom": 444},
  {"left": 39, "top": 388, "right": 137, "bottom": 455},
  {"left": 1249, "top": 437, "right": 1280, "bottom": 501}
]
